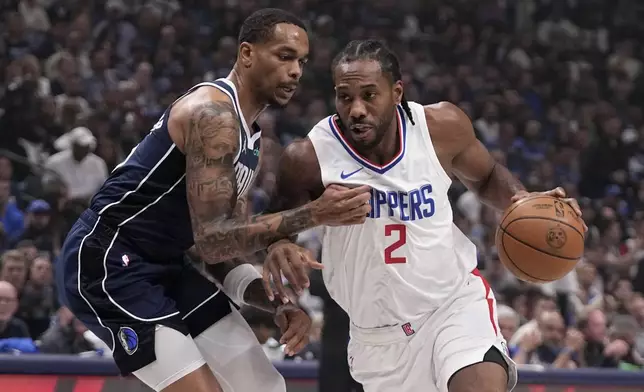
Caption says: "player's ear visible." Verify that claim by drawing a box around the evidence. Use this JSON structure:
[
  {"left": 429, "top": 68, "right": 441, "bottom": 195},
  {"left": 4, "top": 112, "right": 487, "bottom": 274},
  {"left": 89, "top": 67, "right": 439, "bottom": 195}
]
[
  {"left": 393, "top": 81, "right": 403, "bottom": 105},
  {"left": 238, "top": 42, "right": 253, "bottom": 68}
]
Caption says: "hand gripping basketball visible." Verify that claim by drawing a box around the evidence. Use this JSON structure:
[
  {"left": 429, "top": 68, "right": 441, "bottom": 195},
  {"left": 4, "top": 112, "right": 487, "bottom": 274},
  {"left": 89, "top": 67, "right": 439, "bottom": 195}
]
[{"left": 511, "top": 187, "right": 587, "bottom": 232}]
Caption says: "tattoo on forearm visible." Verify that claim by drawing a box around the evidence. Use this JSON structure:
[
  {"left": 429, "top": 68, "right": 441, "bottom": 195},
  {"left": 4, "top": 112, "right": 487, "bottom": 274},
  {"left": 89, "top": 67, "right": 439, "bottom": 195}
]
[{"left": 185, "top": 101, "right": 315, "bottom": 264}]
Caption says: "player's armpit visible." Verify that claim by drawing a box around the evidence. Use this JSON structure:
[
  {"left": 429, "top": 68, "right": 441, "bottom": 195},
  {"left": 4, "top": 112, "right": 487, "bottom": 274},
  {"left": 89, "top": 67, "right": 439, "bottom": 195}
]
[
  {"left": 429, "top": 102, "right": 525, "bottom": 211},
  {"left": 184, "top": 100, "right": 318, "bottom": 264}
]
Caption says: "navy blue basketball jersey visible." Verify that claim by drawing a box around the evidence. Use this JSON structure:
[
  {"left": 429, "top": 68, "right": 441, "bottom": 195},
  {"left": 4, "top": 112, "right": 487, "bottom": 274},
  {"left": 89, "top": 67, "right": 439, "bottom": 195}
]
[{"left": 89, "top": 79, "right": 262, "bottom": 260}]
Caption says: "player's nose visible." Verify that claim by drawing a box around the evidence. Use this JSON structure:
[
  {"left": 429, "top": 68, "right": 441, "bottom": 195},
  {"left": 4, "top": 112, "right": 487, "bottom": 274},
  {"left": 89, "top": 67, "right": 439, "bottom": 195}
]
[
  {"left": 287, "top": 61, "right": 303, "bottom": 80},
  {"left": 349, "top": 100, "right": 367, "bottom": 120}
]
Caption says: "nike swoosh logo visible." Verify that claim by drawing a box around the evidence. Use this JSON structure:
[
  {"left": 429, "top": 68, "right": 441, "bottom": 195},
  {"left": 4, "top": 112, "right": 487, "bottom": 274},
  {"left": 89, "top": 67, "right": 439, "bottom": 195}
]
[{"left": 340, "top": 167, "right": 364, "bottom": 179}]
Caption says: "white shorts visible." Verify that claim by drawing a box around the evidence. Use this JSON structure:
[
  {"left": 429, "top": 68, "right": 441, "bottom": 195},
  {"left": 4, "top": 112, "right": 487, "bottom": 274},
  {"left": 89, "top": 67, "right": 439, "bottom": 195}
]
[
  {"left": 133, "top": 304, "right": 285, "bottom": 392},
  {"left": 347, "top": 270, "right": 517, "bottom": 392}
]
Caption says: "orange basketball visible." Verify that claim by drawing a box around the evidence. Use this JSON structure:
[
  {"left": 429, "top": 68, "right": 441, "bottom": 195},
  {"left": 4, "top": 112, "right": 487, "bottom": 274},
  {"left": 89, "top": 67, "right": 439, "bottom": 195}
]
[{"left": 495, "top": 195, "right": 585, "bottom": 283}]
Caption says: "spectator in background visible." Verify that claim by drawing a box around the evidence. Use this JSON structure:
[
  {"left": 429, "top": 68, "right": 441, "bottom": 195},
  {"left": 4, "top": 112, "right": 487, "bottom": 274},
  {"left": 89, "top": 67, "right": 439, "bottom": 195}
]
[
  {"left": 514, "top": 310, "right": 584, "bottom": 368},
  {"left": 0, "top": 280, "right": 29, "bottom": 339},
  {"left": 45, "top": 126, "right": 107, "bottom": 203},
  {"left": 578, "top": 308, "right": 620, "bottom": 367},
  {"left": 39, "top": 306, "right": 105, "bottom": 355},
  {"left": 498, "top": 304, "right": 521, "bottom": 345},
  {"left": 0, "top": 249, "right": 27, "bottom": 294},
  {"left": 17, "top": 253, "right": 55, "bottom": 338},
  {"left": 16, "top": 199, "right": 54, "bottom": 252},
  {"left": 0, "top": 179, "right": 24, "bottom": 247}
]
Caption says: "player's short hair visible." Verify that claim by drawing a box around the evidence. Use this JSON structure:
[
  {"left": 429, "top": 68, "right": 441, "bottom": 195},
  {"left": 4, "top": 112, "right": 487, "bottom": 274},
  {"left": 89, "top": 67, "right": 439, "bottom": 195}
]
[
  {"left": 238, "top": 8, "right": 307, "bottom": 45},
  {"left": 332, "top": 39, "right": 415, "bottom": 125}
]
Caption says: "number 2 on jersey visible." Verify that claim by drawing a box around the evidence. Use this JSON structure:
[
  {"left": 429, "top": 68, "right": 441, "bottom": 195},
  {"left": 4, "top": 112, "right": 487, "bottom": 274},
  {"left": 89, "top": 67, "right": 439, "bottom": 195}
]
[{"left": 384, "top": 224, "right": 407, "bottom": 264}]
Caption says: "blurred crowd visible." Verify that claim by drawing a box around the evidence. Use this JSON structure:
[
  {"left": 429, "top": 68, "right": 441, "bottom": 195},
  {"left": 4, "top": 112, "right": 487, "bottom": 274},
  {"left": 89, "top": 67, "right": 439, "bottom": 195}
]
[{"left": 1, "top": 0, "right": 644, "bottom": 374}]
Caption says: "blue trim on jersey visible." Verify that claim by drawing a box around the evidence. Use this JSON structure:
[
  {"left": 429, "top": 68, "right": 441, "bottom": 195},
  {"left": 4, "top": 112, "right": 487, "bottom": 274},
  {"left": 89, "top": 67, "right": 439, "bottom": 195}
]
[{"left": 328, "top": 106, "right": 407, "bottom": 175}]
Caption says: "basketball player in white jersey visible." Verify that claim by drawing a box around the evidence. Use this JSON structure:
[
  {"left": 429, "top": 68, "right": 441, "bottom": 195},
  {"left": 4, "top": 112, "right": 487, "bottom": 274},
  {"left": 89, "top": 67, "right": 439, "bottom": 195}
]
[{"left": 262, "top": 40, "right": 584, "bottom": 392}]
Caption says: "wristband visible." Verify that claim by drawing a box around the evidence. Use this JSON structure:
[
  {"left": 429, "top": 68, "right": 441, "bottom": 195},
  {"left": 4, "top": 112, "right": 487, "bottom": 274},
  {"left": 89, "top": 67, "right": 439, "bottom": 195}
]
[{"left": 222, "top": 264, "right": 262, "bottom": 305}]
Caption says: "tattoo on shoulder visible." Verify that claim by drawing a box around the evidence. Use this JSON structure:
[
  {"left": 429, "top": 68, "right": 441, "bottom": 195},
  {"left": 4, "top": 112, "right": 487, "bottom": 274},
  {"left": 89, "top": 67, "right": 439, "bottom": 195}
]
[{"left": 185, "top": 100, "right": 240, "bottom": 237}]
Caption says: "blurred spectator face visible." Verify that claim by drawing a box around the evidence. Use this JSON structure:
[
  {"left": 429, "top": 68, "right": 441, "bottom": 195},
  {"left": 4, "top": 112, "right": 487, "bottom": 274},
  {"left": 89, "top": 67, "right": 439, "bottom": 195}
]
[
  {"left": 614, "top": 279, "right": 633, "bottom": 304},
  {"left": 532, "top": 296, "right": 557, "bottom": 320},
  {"left": 29, "top": 210, "right": 50, "bottom": 230},
  {"left": 17, "top": 242, "right": 38, "bottom": 262},
  {"left": 525, "top": 120, "right": 541, "bottom": 140},
  {"left": 57, "top": 54, "right": 78, "bottom": 80},
  {"left": 483, "top": 102, "right": 498, "bottom": 122},
  {"left": 6, "top": 12, "right": 25, "bottom": 37},
  {"left": 0, "top": 180, "right": 10, "bottom": 205},
  {"left": 1, "top": 250, "right": 27, "bottom": 291},
  {"left": 538, "top": 311, "right": 565, "bottom": 348},
  {"left": 64, "top": 75, "right": 84, "bottom": 97},
  {"left": 584, "top": 309, "right": 607, "bottom": 343},
  {"left": 71, "top": 141, "right": 91, "bottom": 162},
  {"left": 91, "top": 50, "right": 109, "bottom": 72},
  {"left": 30, "top": 256, "right": 53, "bottom": 286},
  {"left": 630, "top": 297, "right": 644, "bottom": 325},
  {"left": 576, "top": 263, "right": 596, "bottom": 289},
  {"left": 65, "top": 30, "right": 83, "bottom": 55},
  {"left": 138, "top": 6, "right": 163, "bottom": 33},
  {"left": 21, "top": 55, "right": 41, "bottom": 80},
  {"left": 134, "top": 63, "right": 152, "bottom": 89},
  {"left": 0, "top": 281, "right": 18, "bottom": 322},
  {"left": 602, "top": 117, "right": 622, "bottom": 139},
  {"left": 333, "top": 59, "right": 403, "bottom": 152},
  {"left": 497, "top": 307, "right": 520, "bottom": 342},
  {"left": 240, "top": 23, "right": 309, "bottom": 108},
  {"left": 0, "top": 158, "right": 12, "bottom": 181}
]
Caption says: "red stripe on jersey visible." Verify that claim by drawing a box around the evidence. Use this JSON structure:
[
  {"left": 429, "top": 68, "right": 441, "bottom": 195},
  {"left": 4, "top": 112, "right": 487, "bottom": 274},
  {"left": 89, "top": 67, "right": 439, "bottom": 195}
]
[{"left": 472, "top": 268, "right": 498, "bottom": 336}]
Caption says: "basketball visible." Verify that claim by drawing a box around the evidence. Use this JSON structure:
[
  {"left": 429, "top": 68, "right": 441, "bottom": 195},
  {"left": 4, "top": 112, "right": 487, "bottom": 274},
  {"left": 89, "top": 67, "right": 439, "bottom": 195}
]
[{"left": 495, "top": 195, "right": 585, "bottom": 283}]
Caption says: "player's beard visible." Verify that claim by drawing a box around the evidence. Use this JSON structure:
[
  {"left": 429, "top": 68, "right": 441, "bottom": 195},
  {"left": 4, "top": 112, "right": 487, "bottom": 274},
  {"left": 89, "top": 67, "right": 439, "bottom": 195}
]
[{"left": 362, "top": 105, "right": 397, "bottom": 151}]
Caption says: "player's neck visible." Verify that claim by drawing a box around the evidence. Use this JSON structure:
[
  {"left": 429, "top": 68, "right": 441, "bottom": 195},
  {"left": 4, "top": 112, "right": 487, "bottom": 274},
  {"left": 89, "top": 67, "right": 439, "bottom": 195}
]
[
  {"left": 227, "top": 68, "right": 267, "bottom": 130},
  {"left": 361, "top": 117, "right": 400, "bottom": 165}
]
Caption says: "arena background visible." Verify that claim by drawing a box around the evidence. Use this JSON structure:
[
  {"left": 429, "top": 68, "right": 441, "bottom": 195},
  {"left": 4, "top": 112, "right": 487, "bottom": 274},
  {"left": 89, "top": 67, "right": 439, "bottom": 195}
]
[{"left": 2, "top": 0, "right": 644, "bottom": 391}]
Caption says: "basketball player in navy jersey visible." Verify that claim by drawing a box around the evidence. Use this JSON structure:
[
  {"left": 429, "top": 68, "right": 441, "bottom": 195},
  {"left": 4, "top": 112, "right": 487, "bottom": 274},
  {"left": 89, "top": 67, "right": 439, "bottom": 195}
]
[
  {"left": 56, "top": 10, "right": 371, "bottom": 392},
  {"left": 262, "top": 40, "right": 585, "bottom": 392}
]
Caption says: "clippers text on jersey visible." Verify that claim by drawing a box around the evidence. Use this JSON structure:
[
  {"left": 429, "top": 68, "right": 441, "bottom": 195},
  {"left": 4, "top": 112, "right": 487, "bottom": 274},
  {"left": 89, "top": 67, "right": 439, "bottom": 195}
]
[{"left": 368, "top": 184, "right": 435, "bottom": 221}]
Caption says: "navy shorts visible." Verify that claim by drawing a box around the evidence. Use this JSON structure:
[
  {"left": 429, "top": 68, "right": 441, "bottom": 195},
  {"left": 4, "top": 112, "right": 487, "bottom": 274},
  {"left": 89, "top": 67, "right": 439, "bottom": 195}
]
[{"left": 56, "top": 210, "right": 233, "bottom": 375}]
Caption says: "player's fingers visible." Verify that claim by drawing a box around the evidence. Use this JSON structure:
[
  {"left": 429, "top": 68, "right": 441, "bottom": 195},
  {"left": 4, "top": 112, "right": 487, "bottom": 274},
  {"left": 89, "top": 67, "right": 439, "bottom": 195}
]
[
  {"left": 268, "top": 262, "right": 289, "bottom": 303},
  {"left": 280, "top": 320, "right": 298, "bottom": 344},
  {"left": 286, "top": 249, "right": 309, "bottom": 294},
  {"left": 278, "top": 250, "right": 302, "bottom": 294},
  {"left": 286, "top": 333, "right": 309, "bottom": 356},
  {"left": 337, "top": 185, "right": 371, "bottom": 201},
  {"left": 261, "top": 262, "right": 275, "bottom": 301},
  {"left": 342, "top": 192, "right": 372, "bottom": 209},
  {"left": 564, "top": 198, "right": 583, "bottom": 217},
  {"left": 544, "top": 187, "right": 566, "bottom": 198},
  {"left": 299, "top": 248, "right": 324, "bottom": 272}
]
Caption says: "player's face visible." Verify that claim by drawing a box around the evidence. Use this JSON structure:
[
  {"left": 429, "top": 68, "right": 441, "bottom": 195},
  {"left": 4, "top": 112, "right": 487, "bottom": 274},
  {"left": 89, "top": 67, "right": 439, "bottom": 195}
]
[
  {"left": 334, "top": 60, "right": 402, "bottom": 151},
  {"left": 241, "top": 23, "right": 309, "bottom": 107}
]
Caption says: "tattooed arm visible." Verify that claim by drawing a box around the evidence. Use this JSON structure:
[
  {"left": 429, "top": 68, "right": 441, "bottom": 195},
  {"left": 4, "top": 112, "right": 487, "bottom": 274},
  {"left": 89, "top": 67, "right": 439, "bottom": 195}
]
[{"left": 181, "top": 94, "right": 371, "bottom": 264}]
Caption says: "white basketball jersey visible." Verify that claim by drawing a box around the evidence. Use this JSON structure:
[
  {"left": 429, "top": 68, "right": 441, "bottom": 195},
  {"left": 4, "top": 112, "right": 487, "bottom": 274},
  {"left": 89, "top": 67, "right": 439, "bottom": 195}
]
[{"left": 308, "top": 102, "right": 478, "bottom": 328}]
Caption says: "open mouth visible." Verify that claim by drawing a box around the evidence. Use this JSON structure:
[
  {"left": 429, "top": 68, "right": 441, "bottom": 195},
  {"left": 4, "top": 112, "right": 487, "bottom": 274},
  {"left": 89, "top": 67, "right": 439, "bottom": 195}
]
[{"left": 279, "top": 85, "right": 297, "bottom": 94}]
